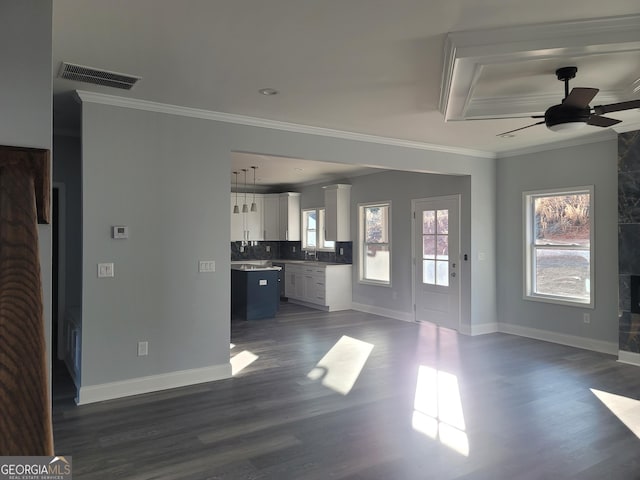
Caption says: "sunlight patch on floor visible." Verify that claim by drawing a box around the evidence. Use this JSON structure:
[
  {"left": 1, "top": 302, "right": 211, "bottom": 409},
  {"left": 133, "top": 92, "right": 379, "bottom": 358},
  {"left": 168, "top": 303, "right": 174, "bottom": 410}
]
[
  {"left": 231, "top": 350, "right": 258, "bottom": 375},
  {"left": 413, "top": 365, "right": 469, "bottom": 456},
  {"left": 230, "top": 343, "right": 235, "bottom": 349},
  {"left": 307, "top": 335, "right": 374, "bottom": 395},
  {"left": 591, "top": 388, "right": 640, "bottom": 439}
]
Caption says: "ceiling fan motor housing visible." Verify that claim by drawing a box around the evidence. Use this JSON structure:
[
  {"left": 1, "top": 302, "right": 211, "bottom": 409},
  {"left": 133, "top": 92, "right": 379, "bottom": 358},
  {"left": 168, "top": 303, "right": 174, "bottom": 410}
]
[{"left": 544, "top": 104, "right": 590, "bottom": 129}]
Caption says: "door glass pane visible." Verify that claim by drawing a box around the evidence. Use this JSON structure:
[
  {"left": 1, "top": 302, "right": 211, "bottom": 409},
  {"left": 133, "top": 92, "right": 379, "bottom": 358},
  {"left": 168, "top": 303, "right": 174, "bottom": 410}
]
[
  {"left": 436, "top": 260, "right": 449, "bottom": 286},
  {"left": 535, "top": 248, "right": 590, "bottom": 300},
  {"left": 423, "top": 259, "right": 435, "bottom": 284},
  {"left": 423, "top": 235, "right": 435, "bottom": 259},
  {"left": 423, "top": 210, "right": 436, "bottom": 234},
  {"left": 437, "top": 209, "right": 449, "bottom": 234},
  {"left": 436, "top": 235, "right": 448, "bottom": 259}
]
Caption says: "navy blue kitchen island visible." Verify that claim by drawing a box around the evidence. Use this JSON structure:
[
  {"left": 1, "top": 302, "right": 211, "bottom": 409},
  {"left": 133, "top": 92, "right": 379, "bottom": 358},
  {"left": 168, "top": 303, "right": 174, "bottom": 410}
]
[{"left": 231, "top": 265, "right": 281, "bottom": 320}]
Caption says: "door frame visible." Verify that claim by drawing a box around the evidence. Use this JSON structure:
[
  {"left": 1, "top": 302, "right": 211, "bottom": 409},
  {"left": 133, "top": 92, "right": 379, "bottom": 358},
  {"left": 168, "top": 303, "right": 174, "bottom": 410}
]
[
  {"left": 53, "top": 182, "right": 66, "bottom": 360},
  {"left": 411, "top": 194, "right": 462, "bottom": 329}
]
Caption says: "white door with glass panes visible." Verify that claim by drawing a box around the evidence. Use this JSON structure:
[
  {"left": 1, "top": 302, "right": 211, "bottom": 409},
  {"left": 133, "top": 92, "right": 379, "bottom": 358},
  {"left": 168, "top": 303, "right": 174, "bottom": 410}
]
[{"left": 413, "top": 196, "right": 460, "bottom": 330}]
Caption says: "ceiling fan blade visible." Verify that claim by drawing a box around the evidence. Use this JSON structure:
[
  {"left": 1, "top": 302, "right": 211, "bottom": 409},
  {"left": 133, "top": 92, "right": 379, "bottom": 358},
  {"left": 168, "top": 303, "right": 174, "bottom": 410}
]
[
  {"left": 496, "top": 121, "right": 545, "bottom": 137},
  {"left": 587, "top": 115, "right": 622, "bottom": 128},
  {"left": 563, "top": 87, "right": 599, "bottom": 108},
  {"left": 594, "top": 99, "right": 640, "bottom": 115}
]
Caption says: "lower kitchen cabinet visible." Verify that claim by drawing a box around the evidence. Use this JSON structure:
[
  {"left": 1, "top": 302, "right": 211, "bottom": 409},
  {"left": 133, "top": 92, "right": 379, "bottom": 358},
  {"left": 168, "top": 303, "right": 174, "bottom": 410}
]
[{"left": 285, "top": 263, "right": 352, "bottom": 311}]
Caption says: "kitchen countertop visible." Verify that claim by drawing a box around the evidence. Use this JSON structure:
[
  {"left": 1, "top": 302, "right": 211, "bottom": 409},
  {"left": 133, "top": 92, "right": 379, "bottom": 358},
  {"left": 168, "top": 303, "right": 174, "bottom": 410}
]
[{"left": 231, "top": 259, "right": 351, "bottom": 268}]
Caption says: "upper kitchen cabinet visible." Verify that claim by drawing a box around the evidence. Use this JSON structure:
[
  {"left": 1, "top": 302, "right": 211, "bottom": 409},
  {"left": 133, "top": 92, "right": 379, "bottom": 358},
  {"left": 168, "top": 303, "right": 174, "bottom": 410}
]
[
  {"left": 279, "top": 192, "right": 301, "bottom": 241},
  {"left": 323, "top": 184, "right": 351, "bottom": 241},
  {"left": 230, "top": 193, "right": 264, "bottom": 242},
  {"left": 263, "top": 194, "right": 280, "bottom": 241}
]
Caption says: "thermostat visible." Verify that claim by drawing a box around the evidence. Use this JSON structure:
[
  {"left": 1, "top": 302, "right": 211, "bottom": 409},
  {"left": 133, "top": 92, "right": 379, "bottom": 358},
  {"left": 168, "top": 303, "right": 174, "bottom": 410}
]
[{"left": 112, "top": 225, "right": 129, "bottom": 239}]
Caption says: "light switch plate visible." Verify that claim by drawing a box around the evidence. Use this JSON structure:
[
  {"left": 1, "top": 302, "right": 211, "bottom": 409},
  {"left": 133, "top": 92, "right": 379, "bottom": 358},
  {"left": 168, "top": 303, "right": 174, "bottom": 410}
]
[
  {"left": 137, "top": 341, "right": 148, "bottom": 356},
  {"left": 199, "top": 260, "right": 216, "bottom": 273},
  {"left": 112, "top": 225, "right": 129, "bottom": 239},
  {"left": 97, "top": 262, "right": 114, "bottom": 278}
]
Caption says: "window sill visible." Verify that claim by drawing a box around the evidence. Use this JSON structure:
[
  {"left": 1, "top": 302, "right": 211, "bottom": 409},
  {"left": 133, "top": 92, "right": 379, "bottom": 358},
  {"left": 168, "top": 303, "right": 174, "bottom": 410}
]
[
  {"left": 359, "top": 279, "right": 391, "bottom": 287},
  {"left": 523, "top": 293, "right": 594, "bottom": 309}
]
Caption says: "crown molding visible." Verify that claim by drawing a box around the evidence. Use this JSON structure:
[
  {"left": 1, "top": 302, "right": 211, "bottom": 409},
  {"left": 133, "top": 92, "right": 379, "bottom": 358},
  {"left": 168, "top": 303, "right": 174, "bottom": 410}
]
[
  {"left": 441, "top": 15, "right": 640, "bottom": 121},
  {"left": 75, "top": 90, "right": 495, "bottom": 159},
  {"left": 496, "top": 129, "right": 618, "bottom": 158}
]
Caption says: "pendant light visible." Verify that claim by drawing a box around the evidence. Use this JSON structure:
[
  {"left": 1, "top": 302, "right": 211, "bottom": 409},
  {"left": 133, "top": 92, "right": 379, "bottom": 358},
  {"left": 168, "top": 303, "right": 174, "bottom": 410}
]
[
  {"left": 233, "top": 171, "right": 240, "bottom": 214},
  {"left": 241, "top": 169, "right": 249, "bottom": 213},
  {"left": 250, "top": 166, "right": 258, "bottom": 212}
]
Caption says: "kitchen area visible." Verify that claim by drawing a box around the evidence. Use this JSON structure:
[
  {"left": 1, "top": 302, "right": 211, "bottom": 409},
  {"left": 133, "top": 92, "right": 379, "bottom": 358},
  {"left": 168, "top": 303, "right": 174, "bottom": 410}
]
[{"left": 231, "top": 161, "right": 357, "bottom": 321}]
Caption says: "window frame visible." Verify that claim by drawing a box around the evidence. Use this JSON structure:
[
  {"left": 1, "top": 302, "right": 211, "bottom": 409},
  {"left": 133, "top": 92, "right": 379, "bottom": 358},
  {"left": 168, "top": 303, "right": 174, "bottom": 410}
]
[
  {"left": 301, "top": 207, "right": 335, "bottom": 252},
  {"left": 523, "top": 185, "right": 594, "bottom": 308},
  {"left": 358, "top": 201, "right": 392, "bottom": 286}
]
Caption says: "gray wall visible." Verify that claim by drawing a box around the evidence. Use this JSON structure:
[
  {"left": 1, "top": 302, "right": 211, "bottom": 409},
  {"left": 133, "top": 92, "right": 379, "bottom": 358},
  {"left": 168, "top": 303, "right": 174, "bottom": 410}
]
[
  {"left": 496, "top": 139, "right": 619, "bottom": 345},
  {"left": 79, "top": 97, "right": 497, "bottom": 390},
  {"left": 0, "top": 1, "right": 53, "bottom": 378},
  {"left": 299, "top": 171, "right": 471, "bottom": 322},
  {"left": 81, "top": 103, "right": 232, "bottom": 385}
]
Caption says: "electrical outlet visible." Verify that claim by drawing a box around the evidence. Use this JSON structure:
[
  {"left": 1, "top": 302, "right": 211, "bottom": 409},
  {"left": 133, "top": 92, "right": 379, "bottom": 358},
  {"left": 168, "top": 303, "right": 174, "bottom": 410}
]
[
  {"left": 266, "top": 245, "right": 271, "bottom": 253},
  {"left": 339, "top": 247, "right": 344, "bottom": 255},
  {"left": 292, "top": 246, "right": 296, "bottom": 253},
  {"left": 137, "top": 341, "right": 148, "bottom": 356},
  {"left": 239, "top": 246, "right": 245, "bottom": 253},
  {"left": 583, "top": 313, "right": 591, "bottom": 324}
]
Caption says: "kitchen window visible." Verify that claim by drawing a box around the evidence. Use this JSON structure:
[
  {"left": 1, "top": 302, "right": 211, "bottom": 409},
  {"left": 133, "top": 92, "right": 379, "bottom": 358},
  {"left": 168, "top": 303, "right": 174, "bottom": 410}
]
[
  {"left": 359, "top": 202, "right": 391, "bottom": 285},
  {"left": 524, "top": 186, "right": 593, "bottom": 307},
  {"left": 302, "top": 208, "right": 335, "bottom": 251}
]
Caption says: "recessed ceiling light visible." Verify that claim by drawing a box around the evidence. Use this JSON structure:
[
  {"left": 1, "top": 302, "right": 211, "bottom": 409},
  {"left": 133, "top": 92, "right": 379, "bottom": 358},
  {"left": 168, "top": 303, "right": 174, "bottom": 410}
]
[
  {"left": 498, "top": 133, "right": 516, "bottom": 138},
  {"left": 259, "top": 88, "right": 279, "bottom": 96}
]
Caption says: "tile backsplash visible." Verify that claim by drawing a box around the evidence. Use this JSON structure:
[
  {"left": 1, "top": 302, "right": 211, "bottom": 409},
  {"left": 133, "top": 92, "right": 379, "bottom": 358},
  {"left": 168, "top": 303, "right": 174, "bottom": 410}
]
[{"left": 231, "top": 241, "right": 352, "bottom": 264}]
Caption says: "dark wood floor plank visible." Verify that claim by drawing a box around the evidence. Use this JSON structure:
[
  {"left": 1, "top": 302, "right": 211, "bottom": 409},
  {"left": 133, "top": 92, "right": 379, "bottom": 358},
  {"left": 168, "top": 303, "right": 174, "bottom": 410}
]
[{"left": 52, "top": 303, "right": 640, "bottom": 479}]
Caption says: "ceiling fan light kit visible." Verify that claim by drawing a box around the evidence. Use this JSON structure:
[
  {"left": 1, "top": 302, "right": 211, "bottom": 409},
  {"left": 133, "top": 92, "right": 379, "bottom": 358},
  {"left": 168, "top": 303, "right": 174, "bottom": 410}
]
[{"left": 495, "top": 66, "right": 640, "bottom": 137}]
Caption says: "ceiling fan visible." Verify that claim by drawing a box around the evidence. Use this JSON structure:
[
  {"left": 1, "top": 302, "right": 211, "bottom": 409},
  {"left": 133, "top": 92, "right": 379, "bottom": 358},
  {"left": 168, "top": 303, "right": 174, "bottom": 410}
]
[{"left": 496, "top": 66, "right": 640, "bottom": 137}]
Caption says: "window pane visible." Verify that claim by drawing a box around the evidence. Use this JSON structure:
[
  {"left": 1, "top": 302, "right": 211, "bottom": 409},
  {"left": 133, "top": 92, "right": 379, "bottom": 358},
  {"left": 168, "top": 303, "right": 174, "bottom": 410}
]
[
  {"left": 437, "top": 210, "right": 448, "bottom": 234},
  {"left": 534, "top": 193, "right": 590, "bottom": 247},
  {"left": 535, "top": 248, "right": 590, "bottom": 300},
  {"left": 366, "top": 206, "right": 388, "bottom": 243},
  {"left": 436, "top": 260, "right": 449, "bottom": 286},
  {"left": 423, "top": 235, "right": 435, "bottom": 259},
  {"left": 423, "top": 259, "right": 435, "bottom": 285},
  {"left": 306, "top": 211, "right": 317, "bottom": 230},
  {"left": 364, "top": 244, "right": 390, "bottom": 282},
  {"left": 423, "top": 210, "right": 435, "bottom": 234},
  {"left": 307, "top": 230, "right": 316, "bottom": 247},
  {"left": 436, "top": 235, "right": 448, "bottom": 259}
]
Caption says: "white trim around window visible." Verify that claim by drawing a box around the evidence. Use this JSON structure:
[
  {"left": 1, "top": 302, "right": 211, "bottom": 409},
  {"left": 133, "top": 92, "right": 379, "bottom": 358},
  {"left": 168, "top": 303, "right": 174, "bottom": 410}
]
[
  {"left": 358, "top": 201, "right": 392, "bottom": 286},
  {"left": 523, "top": 185, "right": 594, "bottom": 308},
  {"left": 302, "top": 207, "right": 335, "bottom": 252}
]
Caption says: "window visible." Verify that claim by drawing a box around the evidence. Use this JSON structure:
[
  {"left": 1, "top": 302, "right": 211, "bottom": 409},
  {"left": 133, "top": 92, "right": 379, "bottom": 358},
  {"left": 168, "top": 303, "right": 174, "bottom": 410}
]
[
  {"left": 302, "top": 208, "right": 335, "bottom": 251},
  {"left": 359, "top": 202, "right": 391, "bottom": 285},
  {"left": 524, "top": 187, "right": 593, "bottom": 307}
]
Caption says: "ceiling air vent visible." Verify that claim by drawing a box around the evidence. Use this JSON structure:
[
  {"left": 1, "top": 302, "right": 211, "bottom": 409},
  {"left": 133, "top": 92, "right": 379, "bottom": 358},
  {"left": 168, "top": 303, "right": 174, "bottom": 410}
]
[{"left": 58, "top": 62, "right": 141, "bottom": 90}]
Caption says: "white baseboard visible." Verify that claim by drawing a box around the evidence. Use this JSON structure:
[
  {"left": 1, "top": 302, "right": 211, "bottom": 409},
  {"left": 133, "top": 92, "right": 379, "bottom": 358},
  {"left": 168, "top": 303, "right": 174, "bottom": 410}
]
[
  {"left": 76, "top": 363, "right": 232, "bottom": 405},
  {"left": 618, "top": 350, "right": 640, "bottom": 366},
  {"left": 471, "top": 322, "right": 499, "bottom": 336},
  {"left": 351, "top": 302, "right": 414, "bottom": 322},
  {"left": 498, "top": 323, "right": 618, "bottom": 355}
]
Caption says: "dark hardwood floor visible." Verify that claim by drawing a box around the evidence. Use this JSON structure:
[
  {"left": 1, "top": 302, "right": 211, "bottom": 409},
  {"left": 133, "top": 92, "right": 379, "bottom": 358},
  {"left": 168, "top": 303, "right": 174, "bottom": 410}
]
[{"left": 53, "top": 303, "right": 640, "bottom": 479}]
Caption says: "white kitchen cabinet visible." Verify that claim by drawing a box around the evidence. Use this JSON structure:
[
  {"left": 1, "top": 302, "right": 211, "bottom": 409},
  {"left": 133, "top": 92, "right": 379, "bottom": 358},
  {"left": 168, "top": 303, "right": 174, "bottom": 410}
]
[
  {"left": 263, "top": 194, "right": 280, "bottom": 241},
  {"left": 231, "top": 193, "right": 244, "bottom": 241},
  {"left": 285, "top": 262, "right": 352, "bottom": 311},
  {"left": 279, "top": 192, "right": 301, "bottom": 241},
  {"left": 245, "top": 194, "right": 263, "bottom": 241},
  {"left": 230, "top": 193, "right": 264, "bottom": 241},
  {"left": 324, "top": 184, "right": 351, "bottom": 241}
]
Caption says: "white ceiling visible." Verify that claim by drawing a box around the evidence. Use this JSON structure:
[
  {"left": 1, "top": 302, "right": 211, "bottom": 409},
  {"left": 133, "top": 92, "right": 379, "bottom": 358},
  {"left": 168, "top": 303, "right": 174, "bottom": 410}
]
[{"left": 52, "top": 0, "right": 640, "bottom": 167}]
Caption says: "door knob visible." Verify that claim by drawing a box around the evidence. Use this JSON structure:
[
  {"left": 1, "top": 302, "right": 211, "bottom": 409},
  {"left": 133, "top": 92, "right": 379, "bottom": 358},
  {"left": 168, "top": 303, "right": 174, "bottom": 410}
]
[{"left": 451, "top": 272, "right": 456, "bottom": 277}]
